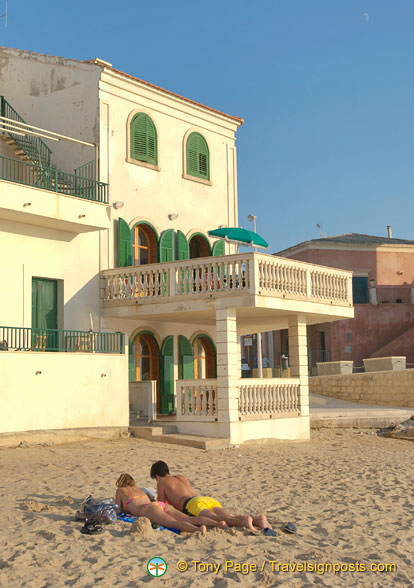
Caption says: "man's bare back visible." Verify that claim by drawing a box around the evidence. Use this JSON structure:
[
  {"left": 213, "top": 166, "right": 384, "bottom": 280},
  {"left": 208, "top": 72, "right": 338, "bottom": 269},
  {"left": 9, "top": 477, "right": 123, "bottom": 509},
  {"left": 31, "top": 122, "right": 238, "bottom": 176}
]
[{"left": 156, "top": 473, "right": 195, "bottom": 511}]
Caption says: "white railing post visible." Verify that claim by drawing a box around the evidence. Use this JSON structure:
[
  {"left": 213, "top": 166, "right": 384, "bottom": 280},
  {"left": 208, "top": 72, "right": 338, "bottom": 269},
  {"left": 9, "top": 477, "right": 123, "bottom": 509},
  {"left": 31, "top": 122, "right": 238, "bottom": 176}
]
[
  {"left": 306, "top": 268, "right": 311, "bottom": 299},
  {"left": 249, "top": 254, "right": 256, "bottom": 294},
  {"left": 169, "top": 266, "right": 175, "bottom": 297}
]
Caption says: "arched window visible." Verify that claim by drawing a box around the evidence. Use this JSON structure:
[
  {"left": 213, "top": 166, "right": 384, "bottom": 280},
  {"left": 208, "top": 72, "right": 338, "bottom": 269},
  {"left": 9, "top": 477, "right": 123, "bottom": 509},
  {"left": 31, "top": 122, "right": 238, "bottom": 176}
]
[
  {"left": 193, "top": 335, "right": 216, "bottom": 379},
  {"left": 189, "top": 234, "right": 211, "bottom": 258},
  {"left": 130, "top": 113, "right": 158, "bottom": 165},
  {"left": 186, "top": 132, "right": 209, "bottom": 180},
  {"left": 132, "top": 223, "right": 158, "bottom": 265}
]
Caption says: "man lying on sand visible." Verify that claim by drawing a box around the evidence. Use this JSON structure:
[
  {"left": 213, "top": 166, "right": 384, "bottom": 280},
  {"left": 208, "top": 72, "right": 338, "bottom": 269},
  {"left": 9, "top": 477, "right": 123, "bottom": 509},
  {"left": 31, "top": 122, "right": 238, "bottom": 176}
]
[
  {"left": 115, "top": 473, "right": 227, "bottom": 534},
  {"left": 150, "top": 461, "right": 276, "bottom": 536}
]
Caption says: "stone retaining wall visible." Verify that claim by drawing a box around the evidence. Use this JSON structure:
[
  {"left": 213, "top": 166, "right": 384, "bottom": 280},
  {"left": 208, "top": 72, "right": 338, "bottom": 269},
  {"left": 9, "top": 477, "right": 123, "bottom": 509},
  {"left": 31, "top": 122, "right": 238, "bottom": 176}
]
[{"left": 310, "top": 369, "right": 414, "bottom": 407}]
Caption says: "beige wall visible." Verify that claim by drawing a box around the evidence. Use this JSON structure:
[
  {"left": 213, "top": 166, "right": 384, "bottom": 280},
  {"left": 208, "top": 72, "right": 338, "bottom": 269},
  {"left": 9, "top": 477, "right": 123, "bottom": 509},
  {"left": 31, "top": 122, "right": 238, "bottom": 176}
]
[
  {"left": 99, "top": 69, "right": 240, "bottom": 269},
  {"left": 310, "top": 370, "right": 414, "bottom": 407},
  {"left": 0, "top": 351, "right": 128, "bottom": 434},
  {"left": 0, "top": 217, "right": 102, "bottom": 331}
]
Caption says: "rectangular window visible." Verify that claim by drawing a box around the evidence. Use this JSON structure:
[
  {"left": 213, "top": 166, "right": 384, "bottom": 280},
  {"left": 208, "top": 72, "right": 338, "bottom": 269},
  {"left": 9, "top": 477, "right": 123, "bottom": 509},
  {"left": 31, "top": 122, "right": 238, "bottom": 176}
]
[{"left": 352, "top": 277, "right": 369, "bottom": 304}]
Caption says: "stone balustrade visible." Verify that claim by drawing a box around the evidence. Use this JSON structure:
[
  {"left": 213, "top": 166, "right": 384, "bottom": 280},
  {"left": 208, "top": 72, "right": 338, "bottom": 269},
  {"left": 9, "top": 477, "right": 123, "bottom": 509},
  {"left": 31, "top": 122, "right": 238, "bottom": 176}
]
[
  {"left": 102, "top": 253, "right": 352, "bottom": 307},
  {"left": 238, "top": 378, "right": 301, "bottom": 419},
  {"left": 176, "top": 379, "right": 218, "bottom": 420}
]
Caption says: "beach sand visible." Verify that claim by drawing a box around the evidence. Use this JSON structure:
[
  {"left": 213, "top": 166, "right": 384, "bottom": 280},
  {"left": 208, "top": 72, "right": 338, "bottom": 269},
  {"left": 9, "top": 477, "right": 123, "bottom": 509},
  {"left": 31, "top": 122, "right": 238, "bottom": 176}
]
[{"left": 0, "top": 429, "right": 413, "bottom": 587}]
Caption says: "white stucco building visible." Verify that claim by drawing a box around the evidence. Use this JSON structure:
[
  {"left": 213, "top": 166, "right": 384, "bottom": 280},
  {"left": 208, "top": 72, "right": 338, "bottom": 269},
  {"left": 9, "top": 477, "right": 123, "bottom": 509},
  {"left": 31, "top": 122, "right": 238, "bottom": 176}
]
[{"left": 0, "top": 47, "right": 354, "bottom": 443}]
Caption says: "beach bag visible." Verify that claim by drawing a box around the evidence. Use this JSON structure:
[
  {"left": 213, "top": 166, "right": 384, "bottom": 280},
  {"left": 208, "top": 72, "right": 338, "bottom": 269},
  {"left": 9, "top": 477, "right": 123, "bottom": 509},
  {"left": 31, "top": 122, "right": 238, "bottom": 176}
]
[{"left": 77, "top": 495, "right": 118, "bottom": 524}]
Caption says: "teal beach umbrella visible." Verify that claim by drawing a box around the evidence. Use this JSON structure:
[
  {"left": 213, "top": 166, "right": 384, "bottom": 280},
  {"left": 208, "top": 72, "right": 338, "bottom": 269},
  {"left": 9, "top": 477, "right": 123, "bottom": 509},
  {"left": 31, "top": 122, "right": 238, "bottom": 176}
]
[{"left": 208, "top": 227, "right": 269, "bottom": 249}]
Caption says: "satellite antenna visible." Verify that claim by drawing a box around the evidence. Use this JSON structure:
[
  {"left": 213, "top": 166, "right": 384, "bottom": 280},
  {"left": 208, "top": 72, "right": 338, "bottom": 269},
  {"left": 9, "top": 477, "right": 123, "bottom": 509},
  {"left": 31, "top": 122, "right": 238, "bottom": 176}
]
[
  {"left": 316, "top": 223, "right": 324, "bottom": 238},
  {"left": 0, "top": 2, "right": 7, "bottom": 27}
]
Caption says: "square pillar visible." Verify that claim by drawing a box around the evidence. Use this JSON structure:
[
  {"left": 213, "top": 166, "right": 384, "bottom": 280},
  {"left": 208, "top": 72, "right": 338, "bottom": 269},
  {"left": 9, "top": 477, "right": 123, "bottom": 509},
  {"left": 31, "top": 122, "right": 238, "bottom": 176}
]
[
  {"left": 216, "top": 308, "right": 239, "bottom": 423},
  {"left": 288, "top": 314, "right": 309, "bottom": 417}
]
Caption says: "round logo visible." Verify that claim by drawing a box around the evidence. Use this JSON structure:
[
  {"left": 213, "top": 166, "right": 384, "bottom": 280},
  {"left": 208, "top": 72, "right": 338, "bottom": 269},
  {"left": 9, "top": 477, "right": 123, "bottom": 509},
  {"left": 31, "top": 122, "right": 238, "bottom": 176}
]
[{"left": 147, "top": 557, "right": 167, "bottom": 577}]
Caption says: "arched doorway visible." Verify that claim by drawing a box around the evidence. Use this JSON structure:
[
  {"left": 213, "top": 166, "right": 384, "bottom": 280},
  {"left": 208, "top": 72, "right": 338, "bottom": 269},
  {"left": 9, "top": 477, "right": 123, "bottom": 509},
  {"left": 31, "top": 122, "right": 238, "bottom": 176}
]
[
  {"left": 132, "top": 223, "right": 158, "bottom": 265},
  {"left": 193, "top": 335, "right": 216, "bottom": 379},
  {"left": 130, "top": 332, "right": 160, "bottom": 406},
  {"left": 189, "top": 234, "right": 211, "bottom": 258}
]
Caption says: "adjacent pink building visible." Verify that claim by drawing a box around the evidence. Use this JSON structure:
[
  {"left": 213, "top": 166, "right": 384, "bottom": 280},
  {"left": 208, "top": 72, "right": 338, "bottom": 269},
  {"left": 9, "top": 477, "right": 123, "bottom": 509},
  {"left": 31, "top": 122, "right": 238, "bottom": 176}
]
[{"left": 276, "top": 232, "right": 414, "bottom": 370}]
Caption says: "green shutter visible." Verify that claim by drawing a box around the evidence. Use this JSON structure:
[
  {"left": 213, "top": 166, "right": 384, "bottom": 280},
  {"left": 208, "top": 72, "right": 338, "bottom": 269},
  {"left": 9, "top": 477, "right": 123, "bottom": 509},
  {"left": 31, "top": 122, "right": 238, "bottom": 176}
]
[
  {"left": 159, "top": 229, "right": 175, "bottom": 262},
  {"left": 212, "top": 240, "right": 225, "bottom": 256},
  {"left": 176, "top": 230, "right": 189, "bottom": 260},
  {"left": 160, "top": 336, "right": 174, "bottom": 414},
  {"left": 186, "top": 132, "right": 209, "bottom": 180},
  {"left": 130, "top": 113, "right": 157, "bottom": 165},
  {"left": 129, "top": 340, "right": 135, "bottom": 382},
  {"left": 179, "top": 336, "right": 194, "bottom": 379},
  {"left": 118, "top": 218, "right": 132, "bottom": 267}
]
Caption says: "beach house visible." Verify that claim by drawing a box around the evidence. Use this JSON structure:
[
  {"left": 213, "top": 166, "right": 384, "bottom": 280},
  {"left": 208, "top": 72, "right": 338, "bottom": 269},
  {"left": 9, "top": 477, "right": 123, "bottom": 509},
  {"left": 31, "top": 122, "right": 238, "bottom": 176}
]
[
  {"left": 0, "top": 47, "right": 353, "bottom": 444},
  {"left": 276, "top": 232, "right": 414, "bottom": 371}
]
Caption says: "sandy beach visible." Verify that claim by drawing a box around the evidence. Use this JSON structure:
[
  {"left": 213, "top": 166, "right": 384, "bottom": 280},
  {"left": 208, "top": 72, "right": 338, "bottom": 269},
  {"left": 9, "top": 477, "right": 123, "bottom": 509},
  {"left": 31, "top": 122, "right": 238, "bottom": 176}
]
[{"left": 0, "top": 429, "right": 413, "bottom": 587}]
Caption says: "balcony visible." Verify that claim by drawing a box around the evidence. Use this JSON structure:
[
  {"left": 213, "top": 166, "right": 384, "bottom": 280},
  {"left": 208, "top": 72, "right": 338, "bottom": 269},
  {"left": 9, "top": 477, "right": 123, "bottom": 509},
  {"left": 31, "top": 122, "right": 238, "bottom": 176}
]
[
  {"left": 0, "top": 326, "right": 124, "bottom": 353},
  {"left": 102, "top": 252, "right": 354, "bottom": 331},
  {"left": 0, "top": 96, "right": 110, "bottom": 232},
  {"left": 0, "top": 155, "right": 108, "bottom": 203}
]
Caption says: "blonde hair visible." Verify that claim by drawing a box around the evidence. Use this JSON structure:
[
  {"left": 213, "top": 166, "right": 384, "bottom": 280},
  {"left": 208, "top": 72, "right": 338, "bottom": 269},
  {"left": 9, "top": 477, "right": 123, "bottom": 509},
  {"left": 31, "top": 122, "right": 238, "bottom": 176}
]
[{"left": 116, "top": 473, "right": 136, "bottom": 488}]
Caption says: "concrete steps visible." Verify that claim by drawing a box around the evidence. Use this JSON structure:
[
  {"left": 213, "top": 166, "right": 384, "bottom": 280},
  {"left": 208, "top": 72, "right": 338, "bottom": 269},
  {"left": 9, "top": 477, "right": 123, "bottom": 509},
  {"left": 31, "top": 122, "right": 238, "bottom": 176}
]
[{"left": 129, "top": 425, "right": 230, "bottom": 450}]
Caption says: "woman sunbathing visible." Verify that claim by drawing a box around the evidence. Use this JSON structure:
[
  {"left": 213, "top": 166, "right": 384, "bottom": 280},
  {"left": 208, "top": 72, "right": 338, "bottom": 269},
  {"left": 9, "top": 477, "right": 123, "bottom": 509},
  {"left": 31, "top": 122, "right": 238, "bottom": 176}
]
[{"left": 115, "top": 473, "right": 227, "bottom": 534}]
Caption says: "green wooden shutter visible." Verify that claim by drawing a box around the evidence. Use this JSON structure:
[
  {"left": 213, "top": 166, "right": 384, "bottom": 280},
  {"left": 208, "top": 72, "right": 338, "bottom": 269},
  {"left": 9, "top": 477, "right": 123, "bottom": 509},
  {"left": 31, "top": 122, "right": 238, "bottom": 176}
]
[
  {"left": 118, "top": 218, "right": 132, "bottom": 267},
  {"left": 160, "top": 336, "right": 174, "bottom": 414},
  {"left": 179, "top": 336, "right": 194, "bottom": 379},
  {"left": 176, "top": 230, "right": 189, "bottom": 260},
  {"left": 159, "top": 229, "right": 175, "bottom": 262},
  {"left": 130, "top": 113, "right": 157, "bottom": 165},
  {"left": 129, "top": 339, "right": 135, "bottom": 382},
  {"left": 212, "top": 240, "right": 225, "bottom": 256},
  {"left": 186, "top": 132, "right": 209, "bottom": 180}
]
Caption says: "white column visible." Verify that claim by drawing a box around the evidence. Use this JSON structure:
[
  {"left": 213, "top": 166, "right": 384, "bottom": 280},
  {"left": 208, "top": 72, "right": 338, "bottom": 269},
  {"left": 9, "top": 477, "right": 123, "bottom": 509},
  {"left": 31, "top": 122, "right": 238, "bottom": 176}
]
[
  {"left": 173, "top": 334, "right": 179, "bottom": 413},
  {"left": 288, "top": 314, "right": 309, "bottom": 417},
  {"left": 216, "top": 308, "right": 239, "bottom": 423},
  {"left": 369, "top": 280, "right": 377, "bottom": 304},
  {"left": 257, "top": 332, "right": 263, "bottom": 378}
]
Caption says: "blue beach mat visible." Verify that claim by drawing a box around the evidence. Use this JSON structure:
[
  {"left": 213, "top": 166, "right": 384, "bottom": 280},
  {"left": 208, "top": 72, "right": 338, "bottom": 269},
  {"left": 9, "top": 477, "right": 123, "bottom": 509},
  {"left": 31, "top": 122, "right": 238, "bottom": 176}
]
[{"left": 117, "top": 511, "right": 180, "bottom": 535}]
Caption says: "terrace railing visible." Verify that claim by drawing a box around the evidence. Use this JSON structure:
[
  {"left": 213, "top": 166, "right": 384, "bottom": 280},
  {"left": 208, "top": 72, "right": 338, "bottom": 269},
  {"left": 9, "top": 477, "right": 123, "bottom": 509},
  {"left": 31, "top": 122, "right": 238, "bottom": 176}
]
[
  {"left": 0, "top": 154, "right": 108, "bottom": 203},
  {"left": 0, "top": 326, "right": 124, "bottom": 353},
  {"left": 375, "top": 285, "right": 412, "bottom": 304},
  {"left": 238, "top": 378, "right": 301, "bottom": 418},
  {"left": 176, "top": 379, "right": 218, "bottom": 420},
  {"left": 103, "top": 253, "right": 352, "bottom": 307}
]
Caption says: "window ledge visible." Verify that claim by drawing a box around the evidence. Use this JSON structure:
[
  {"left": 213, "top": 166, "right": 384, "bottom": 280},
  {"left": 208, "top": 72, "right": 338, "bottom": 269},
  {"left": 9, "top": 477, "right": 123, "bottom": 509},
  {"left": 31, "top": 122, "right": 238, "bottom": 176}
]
[
  {"left": 126, "top": 157, "right": 160, "bottom": 172},
  {"left": 182, "top": 173, "right": 212, "bottom": 186}
]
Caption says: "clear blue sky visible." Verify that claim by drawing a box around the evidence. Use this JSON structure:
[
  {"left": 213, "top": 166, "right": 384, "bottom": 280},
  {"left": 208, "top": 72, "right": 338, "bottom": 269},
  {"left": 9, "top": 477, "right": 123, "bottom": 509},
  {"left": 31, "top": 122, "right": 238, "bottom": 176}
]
[{"left": 2, "top": 0, "right": 413, "bottom": 251}]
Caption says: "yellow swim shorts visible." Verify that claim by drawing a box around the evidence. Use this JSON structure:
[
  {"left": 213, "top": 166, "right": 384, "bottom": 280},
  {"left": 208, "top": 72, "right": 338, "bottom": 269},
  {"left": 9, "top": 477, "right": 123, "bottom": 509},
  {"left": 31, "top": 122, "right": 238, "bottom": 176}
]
[{"left": 183, "top": 496, "right": 222, "bottom": 517}]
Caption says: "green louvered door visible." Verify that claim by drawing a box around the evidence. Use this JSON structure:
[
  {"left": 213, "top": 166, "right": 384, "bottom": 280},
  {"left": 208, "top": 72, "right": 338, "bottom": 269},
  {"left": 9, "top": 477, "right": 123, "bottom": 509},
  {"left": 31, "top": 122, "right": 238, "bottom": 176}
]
[
  {"left": 118, "top": 218, "right": 132, "bottom": 267},
  {"left": 160, "top": 229, "right": 175, "bottom": 295},
  {"left": 32, "top": 278, "right": 58, "bottom": 351},
  {"left": 212, "top": 240, "right": 225, "bottom": 256},
  {"left": 159, "top": 229, "right": 175, "bottom": 262},
  {"left": 176, "top": 230, "right": 189, "bottom": 294},
  {"left": 160, "top": 336, "right": 174, "bottom": 414},
  {"left": 179, "top": 336, "right": 194, "bottom": 379}
]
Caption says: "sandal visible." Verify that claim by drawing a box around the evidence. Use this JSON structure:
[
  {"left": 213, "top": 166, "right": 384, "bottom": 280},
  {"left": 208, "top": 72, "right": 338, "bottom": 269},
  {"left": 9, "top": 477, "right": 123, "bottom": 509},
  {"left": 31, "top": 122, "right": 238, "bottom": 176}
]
[
  {"left": 263, "top": 527, "right": 277, "bottom": 537},
  {"left": 283, "top": 522, "right": 297, "bottom": 534},
  {"left": 81, "top": 520, "right": 103, "bottom": 535}
]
